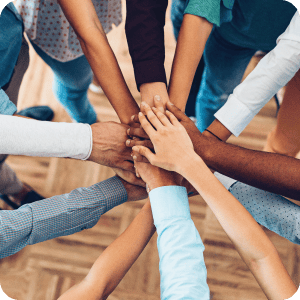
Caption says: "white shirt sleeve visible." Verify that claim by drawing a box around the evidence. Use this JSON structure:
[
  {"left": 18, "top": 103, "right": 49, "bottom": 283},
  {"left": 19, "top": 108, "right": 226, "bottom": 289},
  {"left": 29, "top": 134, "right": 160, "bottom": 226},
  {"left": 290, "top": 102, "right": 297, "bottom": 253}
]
[
  {"left": 215, "top": 12, "right": 300, "bottom": 136},
  {"left": 0, "top": 115, "right": 92, "bottom": 160}
]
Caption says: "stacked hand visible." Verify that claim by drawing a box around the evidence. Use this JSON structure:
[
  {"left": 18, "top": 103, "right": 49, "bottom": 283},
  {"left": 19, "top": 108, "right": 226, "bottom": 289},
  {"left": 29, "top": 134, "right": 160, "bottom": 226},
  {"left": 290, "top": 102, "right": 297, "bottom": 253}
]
[{"left": 125, "top": 97, "right": 202, "bottom": 193}]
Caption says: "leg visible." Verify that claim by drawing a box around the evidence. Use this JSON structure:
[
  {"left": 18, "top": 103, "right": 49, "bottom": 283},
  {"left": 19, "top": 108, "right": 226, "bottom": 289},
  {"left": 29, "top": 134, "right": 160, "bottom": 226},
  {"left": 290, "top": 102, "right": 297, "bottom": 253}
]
[
  {"left": 0, "top": 38, "right": 29, "bottom": 197},
  {"left": 31, "top": 42, "right": 97, "bottom": 125},
  {"left": 0, "top": 158, "right": 23, "bottom": 195},
  {"left": 170, "top": 0, "right": 205, "bottom": 118},
  {"left": 196, "top": 28, "right": 256, "bottom": 132},
  {"left": 264, "top": 69, "right": 300, "bottom": 157}
]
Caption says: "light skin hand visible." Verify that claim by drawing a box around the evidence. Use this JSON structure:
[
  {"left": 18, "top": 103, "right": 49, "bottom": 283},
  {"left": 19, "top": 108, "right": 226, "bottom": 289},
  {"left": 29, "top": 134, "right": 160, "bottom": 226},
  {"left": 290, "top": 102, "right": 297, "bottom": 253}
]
[
  {"left": 132, "top": 102, "right": 196, "bottom": 174},
  {"left": 140, "top": 83, "right": 169, "bottom": 110},
  {"left": 88, "top": 121, "right": 135, "bottom": 173}
]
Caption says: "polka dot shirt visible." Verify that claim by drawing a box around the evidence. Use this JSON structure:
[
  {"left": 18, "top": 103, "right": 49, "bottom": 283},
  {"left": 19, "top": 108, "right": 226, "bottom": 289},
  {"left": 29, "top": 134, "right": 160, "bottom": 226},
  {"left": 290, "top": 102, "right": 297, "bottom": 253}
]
[{"left": 16, "top": 0, "right": 122, "bottom": 62}]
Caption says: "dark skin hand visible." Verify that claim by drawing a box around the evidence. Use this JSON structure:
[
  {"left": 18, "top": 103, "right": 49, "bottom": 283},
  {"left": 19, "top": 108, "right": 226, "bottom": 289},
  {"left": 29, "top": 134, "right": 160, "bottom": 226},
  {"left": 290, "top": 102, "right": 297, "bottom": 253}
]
[{"left": 127, "top": 101, "right": 300, "bottom": 201}]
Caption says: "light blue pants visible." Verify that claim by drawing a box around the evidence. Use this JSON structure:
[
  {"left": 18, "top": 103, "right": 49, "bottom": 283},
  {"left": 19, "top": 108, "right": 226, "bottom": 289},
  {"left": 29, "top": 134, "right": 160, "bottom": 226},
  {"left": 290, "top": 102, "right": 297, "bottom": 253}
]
[
  {"left": 31, "top": 42, "right": 97, "bottom": 125},
  {"left": 196, "top": 28, "right": 257, "bottom": 132}
]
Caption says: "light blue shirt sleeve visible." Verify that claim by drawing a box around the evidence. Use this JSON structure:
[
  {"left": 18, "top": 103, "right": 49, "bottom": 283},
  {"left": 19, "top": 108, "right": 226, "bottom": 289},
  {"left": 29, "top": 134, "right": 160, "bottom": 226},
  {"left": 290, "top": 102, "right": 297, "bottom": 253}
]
[
  {"left": 215, "top": 172, "right": 300, "bottom": 245},
  {"left": 149, "top": 186, "right": 210, "bottom": 300},
  {"left": 0, "top": 89, "right": 17, "bottom": 115},
  {"left": 0, "top": 176, "right": 127, "bottom": 258}
]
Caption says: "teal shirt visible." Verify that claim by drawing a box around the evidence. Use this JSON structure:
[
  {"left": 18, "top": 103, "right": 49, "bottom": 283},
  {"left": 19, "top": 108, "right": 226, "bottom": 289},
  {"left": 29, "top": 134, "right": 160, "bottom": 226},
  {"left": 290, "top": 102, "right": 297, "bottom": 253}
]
[{"left": 185, "top": 0, "right": 296, "bottom": 51}]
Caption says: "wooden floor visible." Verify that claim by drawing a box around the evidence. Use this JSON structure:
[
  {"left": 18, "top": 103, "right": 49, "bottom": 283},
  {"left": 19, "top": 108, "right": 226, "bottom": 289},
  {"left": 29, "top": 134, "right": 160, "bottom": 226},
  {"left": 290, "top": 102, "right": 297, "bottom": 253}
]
[{"left": 1, "top": 3, "right": 300, "bottom": 299}]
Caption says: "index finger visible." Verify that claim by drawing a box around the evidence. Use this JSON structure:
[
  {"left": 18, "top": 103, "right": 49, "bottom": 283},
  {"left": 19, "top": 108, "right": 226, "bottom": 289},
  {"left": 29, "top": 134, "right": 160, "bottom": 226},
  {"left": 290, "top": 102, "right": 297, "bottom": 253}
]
[{"left": 138, "top": 112, "right": 156, "bottom": 138}]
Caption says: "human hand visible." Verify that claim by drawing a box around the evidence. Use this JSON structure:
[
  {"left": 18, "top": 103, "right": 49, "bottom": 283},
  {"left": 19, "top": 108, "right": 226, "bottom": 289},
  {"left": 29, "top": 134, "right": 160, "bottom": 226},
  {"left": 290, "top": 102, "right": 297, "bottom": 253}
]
[
  {"left": 88, "top": 121, "right": 134, "bottom": 172},
  {"left": 132, "top": 102, "right": 197, "bottom": 174},
  {"left": 113, "top": 167, "right": 145, "bottom": 188},
  {"left": 133, "top": 160, "right": 180, "bottom": 192},
  {"left": 115, "top": 173, "right": 148, "bottom": 202},
  {"left": 140, "top": 83, "right": 169, "bottom": 109}
]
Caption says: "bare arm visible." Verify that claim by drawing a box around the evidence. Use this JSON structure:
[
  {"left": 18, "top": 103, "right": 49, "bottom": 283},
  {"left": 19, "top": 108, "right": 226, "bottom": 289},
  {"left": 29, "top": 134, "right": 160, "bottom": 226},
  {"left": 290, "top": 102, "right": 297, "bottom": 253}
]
[
  {"left": 58, "top": 0, "right": 140, "bottom": 124},
  {"left": 132, "top": 105, "right": 297, "bottom": 300},
  {"left": 165, "top": 102, "right": 300, "bottom": 200},
  {"left": 168, "top": 14, "right": 213, "bottom": 111},
  {"left": 181, "top": 156, "right": 297, "bottom": 300},
  {"left": 58, "top": 200, "right": 155, "bottom": 300}
]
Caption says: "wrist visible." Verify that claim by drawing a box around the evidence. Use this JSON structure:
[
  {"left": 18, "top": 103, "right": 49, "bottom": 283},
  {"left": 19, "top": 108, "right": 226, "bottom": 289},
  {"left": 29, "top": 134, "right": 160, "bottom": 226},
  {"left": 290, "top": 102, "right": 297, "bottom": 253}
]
[
  {"left": 146, "top": 170, "right": 178, "bottom": 192},
  {"left": 178, "top": 153, "right": 204, "bottom": 179},
  {"left": 140, "top": 82, "right": 169, "bottom": 107}
]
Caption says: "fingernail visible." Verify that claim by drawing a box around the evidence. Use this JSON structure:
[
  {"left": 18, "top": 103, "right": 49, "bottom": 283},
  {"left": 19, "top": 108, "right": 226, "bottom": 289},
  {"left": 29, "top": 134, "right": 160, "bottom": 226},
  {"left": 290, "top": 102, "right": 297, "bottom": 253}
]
[
  {"left": 168, "top": 101, "right": 174, "bottom": 105},
  {"left": 141, "top": 102, "right": 146, "bottom": 107},
  {"left": 138, "top": 112, "right": 143, "bottom": 116},
  {"left": 133, "top": 155, "right": 137, "bottom": 160},
  {"left": 126, "top": 140, "right": 130, "bottom": 146},
  {"left": 154, "top": 95, "right": 161, "bottom": 101},
  {"left": 127, "top": 128, "right": 130, "bottom": 135},
  {"left": 131, "top": 115, "right": 135, "bottom": 121}
]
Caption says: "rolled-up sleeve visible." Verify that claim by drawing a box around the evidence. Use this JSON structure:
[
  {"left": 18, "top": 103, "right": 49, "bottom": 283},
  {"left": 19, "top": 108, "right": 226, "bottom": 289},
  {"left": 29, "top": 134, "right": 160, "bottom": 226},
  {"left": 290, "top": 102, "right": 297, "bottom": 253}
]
[{"left": 215, "top": 12, "right": 300, "bottom": 136}]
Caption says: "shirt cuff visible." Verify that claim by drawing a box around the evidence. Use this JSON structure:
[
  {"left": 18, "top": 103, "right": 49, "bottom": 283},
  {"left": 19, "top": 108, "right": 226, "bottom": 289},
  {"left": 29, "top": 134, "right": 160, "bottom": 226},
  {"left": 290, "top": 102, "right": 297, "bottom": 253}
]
[
  {"left": 149, "top": 186, "right": 190, "bottom": 225},
  {"left": 133, "top": 59, "right": 167, "bottom": 91},
  {"left": 0, "top": 90, "right": 17, "bottom": 115},
  {"left": 214, "top": 172, "right": 237, "bottom": 190},
  {"left": 214, "top": 94, "right": 256, "bottom": 136},
  {"left": 99, "top": 176, "right": 128, "bottom": 212}
]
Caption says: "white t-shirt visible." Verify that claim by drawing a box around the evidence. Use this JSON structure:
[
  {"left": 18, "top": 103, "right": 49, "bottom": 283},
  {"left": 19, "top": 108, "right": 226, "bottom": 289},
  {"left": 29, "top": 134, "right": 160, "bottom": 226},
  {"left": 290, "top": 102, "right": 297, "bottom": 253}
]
[{"left": 215, "top": 12, "right": 300, "bottom": 136}]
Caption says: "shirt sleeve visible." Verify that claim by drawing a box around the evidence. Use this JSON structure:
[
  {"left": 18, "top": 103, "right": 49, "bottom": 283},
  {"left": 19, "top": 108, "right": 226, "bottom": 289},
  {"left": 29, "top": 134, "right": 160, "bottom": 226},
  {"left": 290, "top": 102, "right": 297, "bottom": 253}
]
[
  {"left": 125, "top": 0, "right": 168, "bottom": 90},
  {"left": 149, "top": 186, "right": 210, "bottom": 300},
  {"left": 215, "top": 12, "right": 300, "bottom": 136},
  {"left": 228, "top": 180, "right": 300, "bottom": 245},
  {"left": 0, "top": 176, "right": 127, "bottom": 258},
  {"left": 0, "top": 90, "right": 17, "bottom": 115},
  {"left": 184, "top": 0, "right": 234, "bottom": 26},
  {"left": 0, "top": 115, "right": 92, "bottom": 160}
]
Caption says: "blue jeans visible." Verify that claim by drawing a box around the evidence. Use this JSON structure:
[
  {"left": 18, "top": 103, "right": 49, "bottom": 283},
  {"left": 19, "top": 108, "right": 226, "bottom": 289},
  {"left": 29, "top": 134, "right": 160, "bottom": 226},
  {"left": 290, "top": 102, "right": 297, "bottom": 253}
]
[
  {"left": 31, "top": 42, "right": 97, "bottom": 125},
  {"left": 171, "top": 0, "right": 205, "bottom": 118},
  {"left": 196, "top": 28, "right": 257, "bottom": 132}
]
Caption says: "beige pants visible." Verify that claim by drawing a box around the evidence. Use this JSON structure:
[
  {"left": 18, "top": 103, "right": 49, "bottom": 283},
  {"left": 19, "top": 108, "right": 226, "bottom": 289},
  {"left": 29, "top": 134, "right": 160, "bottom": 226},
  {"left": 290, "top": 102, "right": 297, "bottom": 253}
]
[
  {"left": 265, "top": 69, "right": 300, "bottom": 157},
  {"left": 0, "top": 37, "right": 29, "bottom": 194}
]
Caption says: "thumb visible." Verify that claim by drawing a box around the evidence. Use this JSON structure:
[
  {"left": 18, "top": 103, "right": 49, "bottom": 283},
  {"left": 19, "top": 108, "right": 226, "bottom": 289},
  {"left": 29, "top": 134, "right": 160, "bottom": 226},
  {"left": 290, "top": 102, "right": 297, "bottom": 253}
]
[
  {"left": 166, "top": 101, "right": 189, "bottom": 121},
  {"left": 132, "top": 146, "right": 155, "bottom": 163}
]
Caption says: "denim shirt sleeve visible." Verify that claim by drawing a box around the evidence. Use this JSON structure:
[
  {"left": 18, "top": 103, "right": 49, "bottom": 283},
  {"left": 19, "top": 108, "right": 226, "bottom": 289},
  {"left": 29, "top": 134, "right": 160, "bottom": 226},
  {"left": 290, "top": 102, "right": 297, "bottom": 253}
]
[
  {"left": 0, "top": 176, "right": 127, "bottom": 259},
  {"left": 0, "top": 89, "right": 17, "bottom": 115},
  {"left": 184, "top": 0, "right": 234, "bottom": 26},
  {"left": 149, "top": 186, "right": 210, "bottom": 299}
]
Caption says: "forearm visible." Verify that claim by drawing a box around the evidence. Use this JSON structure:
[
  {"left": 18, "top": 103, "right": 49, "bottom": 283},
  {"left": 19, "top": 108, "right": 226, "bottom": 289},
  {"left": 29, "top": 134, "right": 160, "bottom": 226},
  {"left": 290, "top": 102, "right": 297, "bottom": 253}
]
[
  {"left": 214, "top": 40, "right": 300, "bottom": 137},
  {"left": 181, "top": 158, "right": 296, "bottom": 299},
  {"left": 125, "top": 0, "right": 168, "bottom": 90},
  {"left": 196, "top": 135, "right": 300, "bottom": 200},
  {"left": 0, "top": 115, "right": 92, "bottom": 159},
  {"left": 0, "top": 176, "right": 127, "bottom": 259},
  {"left": 79, "top": 32, "right": 140, "bottom": 124},
  {"left": 59, "top": 201, "right": 155, "bottom": 300},
  {"left": 58, "top": 0, "right": 139, "bottom": 124},
  {"left": 150, "top": 186, "right": 209, "bottom": 299},
  {"left": 168, "top": 14, "right": 213, "bottom": 111}
]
